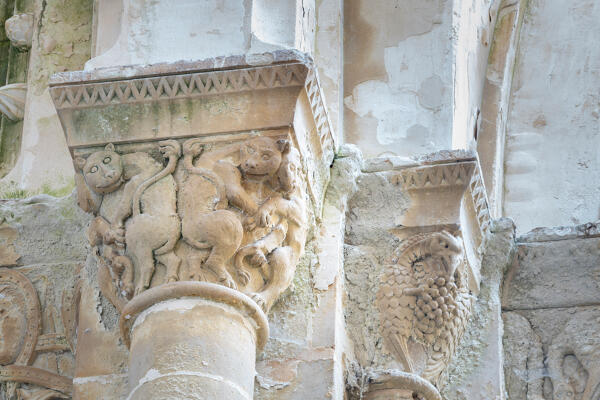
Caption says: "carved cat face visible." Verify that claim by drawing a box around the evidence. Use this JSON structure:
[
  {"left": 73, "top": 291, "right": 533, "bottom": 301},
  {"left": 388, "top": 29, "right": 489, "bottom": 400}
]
[
  {"left": 0, "top": 288, "right": 25, "bottom": 365},
  {"left": 240, "top": 137, "right": 289, "bottom": 178},
  {"left": 277, "top": 147, "right": 301, "bottom": 193},
  {"left": 75, "top": 143, "right": 124, "bottom": 194}
]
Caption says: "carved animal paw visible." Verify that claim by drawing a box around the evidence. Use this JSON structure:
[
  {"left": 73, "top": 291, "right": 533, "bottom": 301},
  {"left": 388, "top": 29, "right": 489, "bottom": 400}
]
[
  {"left": 158, "top": 139, "right": 181, "bottom": 159},
  {"left": 248, "top": 251, "right": 268, "bottom": 269},
  {"left": 237, "top": 269, "right": 250, "bottom": 286},
  {"left": 251, "top": 293, "right": 267, "bottom": 312},
  {"left": 134, "top": 285, "right": 146, "bottom": 297},
  {"left": 218, "top": 274, "right": 238, "bottom": 290},
  {"left": 121, "top": 283, "right": 134, "bottom": 299},
  {"left": 182, "top": 138, "right": 204, "bottom": 157},
  {"left": 103, "top": 225, "right": 125, "bottom": 246},
  {"left": 257, "top": 207, "right": 274, "bottom": 228},
  {"left": 166, "top": 274, "right": 178, "bottom": 283}
]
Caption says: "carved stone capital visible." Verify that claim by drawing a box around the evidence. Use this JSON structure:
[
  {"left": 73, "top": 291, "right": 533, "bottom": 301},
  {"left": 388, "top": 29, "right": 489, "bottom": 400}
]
[
  {"left": 377, "top": 231, "right": 472, "bottom": 387},
  {"left": 49, "top": 50, "right": 332, "bottom": 315},
  {"left": 49, "top": 52, "right": 334, "bottom": 397}
]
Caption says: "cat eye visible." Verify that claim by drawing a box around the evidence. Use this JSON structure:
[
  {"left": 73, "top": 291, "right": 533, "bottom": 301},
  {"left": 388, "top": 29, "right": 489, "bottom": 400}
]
[
  {"left": 90, "top": 166, "right": 98, "bottom": 173},
  {"left": 103, "top": 156, "right": 111, "bottom": 164}
]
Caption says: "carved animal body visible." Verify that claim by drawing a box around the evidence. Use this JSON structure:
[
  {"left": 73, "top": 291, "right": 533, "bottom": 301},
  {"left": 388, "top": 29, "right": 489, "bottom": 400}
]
[
  {"left": 376, "top": 231, "right": 471, "bottom": 385},
  {"left": 177, "top": 136, "right": 290, "bottom": 289},
  {"left": 75, "top": 142, "right": 181, "bottom": 297},
  {"left": 234, "top": 146, "right": 307, "bottom": 312}
]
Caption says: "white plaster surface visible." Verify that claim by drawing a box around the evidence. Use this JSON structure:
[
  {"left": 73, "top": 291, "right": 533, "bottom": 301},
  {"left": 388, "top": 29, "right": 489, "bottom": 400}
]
[
  {"left": 2, "top": 88, "right": 74, "bottom": 191},
  {"left": 86, "top": 0, "right": 308, "bottom": 70},
  {"left": 452, "top": 0, "right": 496, "bottom": 151},
  {"left": 343, "top": 0, "right": 454, "bottom": 158},
  {"left": 502, "top": 0, "right": 600, "bottom": 233}
]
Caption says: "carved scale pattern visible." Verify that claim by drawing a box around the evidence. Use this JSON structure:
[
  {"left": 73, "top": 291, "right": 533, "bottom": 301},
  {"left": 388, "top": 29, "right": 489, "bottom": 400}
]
[
  {"left": 51, "top": 64, "right": 307, "bottom": 110},
  {"left": 376, "top": 232, "right": 472, "bottom": 385}
]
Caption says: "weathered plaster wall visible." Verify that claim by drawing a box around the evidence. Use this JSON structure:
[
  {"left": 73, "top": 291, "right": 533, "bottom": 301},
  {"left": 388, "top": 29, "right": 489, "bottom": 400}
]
[
  {"left": 86, "top": 0, "right": 316, "bottom": 70},
  {"left": 502, "top": 0, "right": 600, "bottom": 233},
  {"left": 451, "top": 0, "right": 497, "bottom": 151},
  {"left": 502, "top": 224, "right": 600, "bottom": 398},
  {"left": 314, "top": 0, "right": 342, "bottom": 137},
  {"left": 343, "top": 0, "right": 454, "bottom": 159}
]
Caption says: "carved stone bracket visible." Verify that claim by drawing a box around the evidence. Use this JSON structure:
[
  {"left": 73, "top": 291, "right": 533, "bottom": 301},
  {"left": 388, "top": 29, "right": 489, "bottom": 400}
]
[
  {"left": 377, "top": 152, "right": 487, "bottom": 390},
  {"left": 376, "top": 231, "right": 472, "bottom": 389}
]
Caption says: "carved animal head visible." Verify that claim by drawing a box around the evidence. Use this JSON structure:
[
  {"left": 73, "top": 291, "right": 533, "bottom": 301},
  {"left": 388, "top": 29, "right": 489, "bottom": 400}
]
[
  {"left": 428, "top": 231, "right": 463, "bottom": 280},
  {"left": 0, "top": 286, "right": 26, "bottom": 365},
  {"left": 75, "top": 143, "right": 124, "bottom": 194},
  {"left": 239, "top": 137, "right": 290, "bottom": 179},
  {"left": 277, "top": 146, "right": 302, "bottom": 194}
]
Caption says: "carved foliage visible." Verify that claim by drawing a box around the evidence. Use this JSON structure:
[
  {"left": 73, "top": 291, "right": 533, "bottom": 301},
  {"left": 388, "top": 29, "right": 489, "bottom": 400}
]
[
  {"left": 376, "top": 231, "right": 472, "bottom": 386},
  {"left": 75, "top": 136, "right": 307, "bottom": 313}
]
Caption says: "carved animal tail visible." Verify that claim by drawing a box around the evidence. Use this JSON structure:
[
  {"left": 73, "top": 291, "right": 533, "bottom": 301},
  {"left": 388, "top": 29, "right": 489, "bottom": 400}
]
[
  {"left": 154, "top": 235, "right": 182, "bottom": 255},
  {"left": 133, "top": 140, "right": 181, "bottom": 216},
  {"left": 182, "top": 139, "right": 227, "bottom": 210},
  {"left": 234, "top": 245, "right": 256, "bottom": 272}
]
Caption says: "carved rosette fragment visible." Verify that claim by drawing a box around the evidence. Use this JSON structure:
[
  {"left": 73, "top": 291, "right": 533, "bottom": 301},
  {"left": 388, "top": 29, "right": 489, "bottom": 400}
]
[{"left": 0, "top": 269, "right": 73, "bottom": 399}]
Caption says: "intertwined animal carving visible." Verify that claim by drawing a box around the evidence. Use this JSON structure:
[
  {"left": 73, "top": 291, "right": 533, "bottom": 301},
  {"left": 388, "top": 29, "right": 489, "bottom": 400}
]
[
  {"left": 73, "top": 135, "right": 309, "bottom": 315},
  {"left": 234, "top": 145, "right": 307, "bottom": 312},
  {"left": 177, "top": 136, "right": 291, "bottom": 289},
  {"left": 376, "top": 231, "right": 472, "bottom": 385},
  {"left": 75, "top": 141, "right": 181, "bottom": 298}
]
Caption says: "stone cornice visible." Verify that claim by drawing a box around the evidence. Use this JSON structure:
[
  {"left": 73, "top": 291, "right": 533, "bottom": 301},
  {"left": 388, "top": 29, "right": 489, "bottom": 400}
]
[
  {"left": 49, "top": 50, "right": 311, "bottom": 85},
  {"left": 49, "top": 63, "right": 308, "bottom": 110}
]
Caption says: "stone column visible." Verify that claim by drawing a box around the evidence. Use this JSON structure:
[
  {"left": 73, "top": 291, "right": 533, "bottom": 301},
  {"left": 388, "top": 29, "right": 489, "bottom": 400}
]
[{"left": 120, "top": 282, "right": 268, "bottom": 400}]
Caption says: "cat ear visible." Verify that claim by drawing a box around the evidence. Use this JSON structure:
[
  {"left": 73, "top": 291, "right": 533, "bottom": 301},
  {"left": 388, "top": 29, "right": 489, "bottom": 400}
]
[
  {"left": 105, "top": 143, "right": 115, "bottom": 152},
  {"left": 276, "top": 139, "right": 290, "bottom": 154},
  {"left": 74, "top": 157, "right": 86, "bottom": 171}
]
